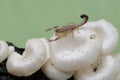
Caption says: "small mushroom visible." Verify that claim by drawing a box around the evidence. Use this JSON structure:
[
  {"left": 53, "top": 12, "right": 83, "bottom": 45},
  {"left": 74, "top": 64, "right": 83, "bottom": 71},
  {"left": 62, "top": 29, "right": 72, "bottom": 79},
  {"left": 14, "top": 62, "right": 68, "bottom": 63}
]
[
  {"left": 6, "top": 38, "right": 48, "bottom": 76},
  {"left": 42, "top": 61, "right": 74, "bottom": 80},
  {"left": 74, "top": 55, "right": 120, "bottom": 80},
  {"left": 82, "top": 19, "right": 118, "bottom": 55},
  {"left": 0, "top": 41, "right": 9, "bottom": 63}
]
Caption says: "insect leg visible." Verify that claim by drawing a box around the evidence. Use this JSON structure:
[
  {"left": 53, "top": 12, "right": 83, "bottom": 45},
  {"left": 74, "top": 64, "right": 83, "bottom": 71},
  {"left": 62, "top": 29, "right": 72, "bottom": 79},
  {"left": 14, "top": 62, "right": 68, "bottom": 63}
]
[
  {"left": 48, "top": 36, "right": 60, "bottom": 42},
  {"left": 76, "top": 27, "right": 80, "bottom": 33},
  {"left": 54, "top": 36, "right": 60, "bottom": 41},
  {"left": 45, "top": 26, "right": 59, "bottom": 32},
  {"left": 71, "top": 31, "right": 74, "bottom": 38}
]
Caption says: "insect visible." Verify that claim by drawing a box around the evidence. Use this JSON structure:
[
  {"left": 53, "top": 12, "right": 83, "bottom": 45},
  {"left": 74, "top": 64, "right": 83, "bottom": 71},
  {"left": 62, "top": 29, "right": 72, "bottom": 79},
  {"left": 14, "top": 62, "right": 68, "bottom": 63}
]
[{"left": 45, "top": 14, "right": 89, "bottom": 42}]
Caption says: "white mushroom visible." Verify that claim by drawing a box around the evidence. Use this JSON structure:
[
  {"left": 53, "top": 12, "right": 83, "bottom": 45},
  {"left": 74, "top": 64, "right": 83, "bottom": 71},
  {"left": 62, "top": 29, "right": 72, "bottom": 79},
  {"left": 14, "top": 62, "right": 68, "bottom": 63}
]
[
  {"left": 48, "top": 19, "right": 118, "bottom": 72},
  {"left": 50, "top": 28, "right": 102, "bottom": 72},
  {"left": 82, "top": 19, "right": 118, "bottom": 55},
  {"left": 74, "top": 55, "right": 120, "bottom": 80},
  {"left": 116, "top": 53, "right": 120, "bottom": 80},
  {"left": 0, "top": 40, "right": 9, "bottom": 63},
  {"left": 42, "top": 61, "right": 74, "bottom": 80},
  {"left": 6, "top": 38, "right": 48, "bottom": 76}
]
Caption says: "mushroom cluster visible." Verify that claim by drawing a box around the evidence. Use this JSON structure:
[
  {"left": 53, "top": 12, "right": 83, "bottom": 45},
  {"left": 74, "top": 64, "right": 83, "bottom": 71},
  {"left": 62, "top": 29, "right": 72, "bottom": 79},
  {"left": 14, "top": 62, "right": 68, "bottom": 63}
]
[{"left": 0, "top": 19, "right": 120, "bottom": 80}]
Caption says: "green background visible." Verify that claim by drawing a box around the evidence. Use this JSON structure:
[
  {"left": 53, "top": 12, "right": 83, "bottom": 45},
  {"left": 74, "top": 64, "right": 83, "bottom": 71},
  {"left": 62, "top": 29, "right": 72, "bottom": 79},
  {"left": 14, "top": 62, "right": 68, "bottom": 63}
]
[{"left": 0, "top": 0, "right": 120, "bottom": 53}]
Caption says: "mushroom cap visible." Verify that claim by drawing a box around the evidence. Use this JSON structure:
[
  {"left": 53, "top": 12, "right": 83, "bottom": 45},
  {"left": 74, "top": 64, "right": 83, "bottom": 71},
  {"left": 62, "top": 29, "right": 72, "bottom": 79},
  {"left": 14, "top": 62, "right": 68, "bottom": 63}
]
[
  {"left": 0, "top": 41, "right": 9, "bottom": 63},
  {"left": 51, "top": 30, "right": 101, "bottom": 71},
  {"left": 6, "top": 38, "right": 48, "bottom": 76},
  {"left": 74, "top": 55, "right": 120, "bottom": 80},
  {"left": 49, "top": 19, "right": 118, "bottom": 72},
  {"left": 83, "top": 19, "right": 118, "bottom": 55},
  {"left": 42, "top": 61, "right": 74, "bottom": 80}
]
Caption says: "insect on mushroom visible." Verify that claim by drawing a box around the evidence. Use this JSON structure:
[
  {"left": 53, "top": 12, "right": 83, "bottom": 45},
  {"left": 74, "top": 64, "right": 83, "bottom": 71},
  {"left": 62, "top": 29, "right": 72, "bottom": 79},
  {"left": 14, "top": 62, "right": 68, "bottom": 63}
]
[{"left": 45, "top": 14, "right": 89, "bottom": 42}]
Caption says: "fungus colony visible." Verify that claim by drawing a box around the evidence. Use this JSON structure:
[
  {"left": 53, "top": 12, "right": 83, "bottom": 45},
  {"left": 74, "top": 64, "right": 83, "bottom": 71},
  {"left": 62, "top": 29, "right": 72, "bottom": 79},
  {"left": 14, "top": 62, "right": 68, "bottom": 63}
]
[{"left": 0, "top": 15, "right": 120, "bottom": 80}]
